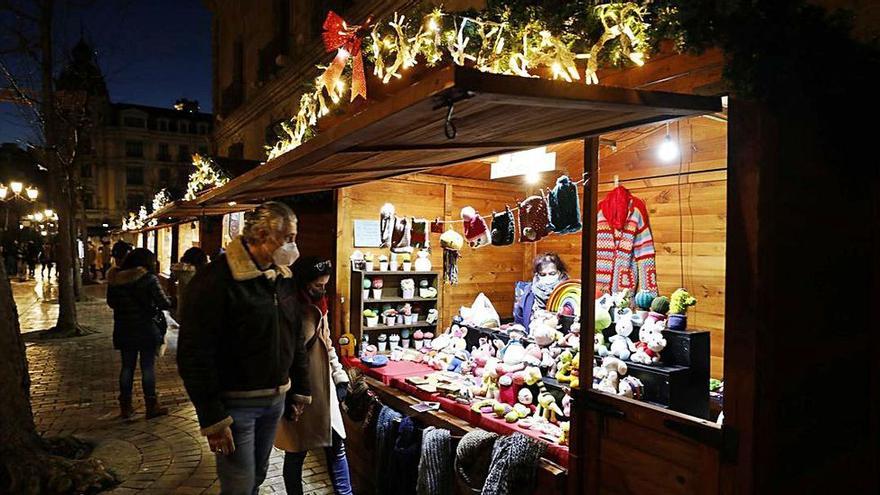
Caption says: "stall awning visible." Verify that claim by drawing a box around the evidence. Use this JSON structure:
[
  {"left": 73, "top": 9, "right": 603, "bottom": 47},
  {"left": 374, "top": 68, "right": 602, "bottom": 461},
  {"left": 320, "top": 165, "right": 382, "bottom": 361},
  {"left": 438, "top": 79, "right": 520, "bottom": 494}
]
[
  {"left": 148, "top": 200, "right": 259, "bottom": 221},
  {"left": 196, "top": 65, "right": 721, "bottom": 204}
]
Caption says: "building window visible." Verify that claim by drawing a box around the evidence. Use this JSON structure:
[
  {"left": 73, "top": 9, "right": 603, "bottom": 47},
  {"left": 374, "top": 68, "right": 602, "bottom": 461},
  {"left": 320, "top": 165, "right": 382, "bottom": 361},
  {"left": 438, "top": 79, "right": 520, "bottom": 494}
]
[
  {"left": 197, "top": 123, "right": 209, "bottom": 135},
  {"left": 159, "top": 167, "right": 171, "bottom": 183},
  {"left": 123, "top": 116, "right": 146, "bottom": 128},
  {"left": 158, "top": 119, "right": 169, "bottom": 132},
  {"left": 80, "top": 162, "right": 92, "bottom": 178},
  {"left": 126, "top": 166, "right": 144, "bottom": 185},
  {"left": 126, "top": 193, "right": 145, "bottom": 211},
  {"left": 157, "top": 143, "right": 171, "bottom": 161},
  {"left": 82, "top": 192, "right": 95, "bottom": 210},
  {"left": 179, "top": 121, "right": 190, "bottom": 133},
  {"left": 125, "top": 140, "right": 144, "bottom": 158},
  {"left": 178, "top": 144, "right": 190, "bottom": 162}
]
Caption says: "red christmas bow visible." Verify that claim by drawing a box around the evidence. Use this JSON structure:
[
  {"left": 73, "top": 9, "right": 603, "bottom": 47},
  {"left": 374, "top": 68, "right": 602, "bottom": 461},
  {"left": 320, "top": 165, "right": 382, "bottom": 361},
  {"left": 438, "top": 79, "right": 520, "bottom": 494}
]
[{"left": 321, "top": 11, "right": 371, "bottom": 102}]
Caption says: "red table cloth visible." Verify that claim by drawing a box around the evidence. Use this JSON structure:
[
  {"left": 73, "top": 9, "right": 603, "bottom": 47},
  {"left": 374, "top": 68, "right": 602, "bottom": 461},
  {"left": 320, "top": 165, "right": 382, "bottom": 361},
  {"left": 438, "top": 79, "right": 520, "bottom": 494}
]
[{"left": 341, "top": 356, "right": 435, "bottom": 385}]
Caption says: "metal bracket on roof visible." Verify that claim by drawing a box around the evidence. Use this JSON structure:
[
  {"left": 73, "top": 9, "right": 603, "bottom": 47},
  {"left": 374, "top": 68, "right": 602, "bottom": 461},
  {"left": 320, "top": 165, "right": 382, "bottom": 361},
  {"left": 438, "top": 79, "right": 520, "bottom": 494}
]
[
  {"left": 444, "top": 101, "right": 457, "bottom": 140},
  {"left": 433, "top": 90, "right": 473, "bottom": 140}
]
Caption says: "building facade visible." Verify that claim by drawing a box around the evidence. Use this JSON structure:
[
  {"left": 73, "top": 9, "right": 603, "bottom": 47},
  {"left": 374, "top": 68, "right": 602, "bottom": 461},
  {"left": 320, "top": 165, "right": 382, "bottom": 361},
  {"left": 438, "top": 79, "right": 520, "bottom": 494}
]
[
  {"left": 56, "top": 39, "right": 213, "bottom": 232},
  {"left": 208, "top": 0, "right": 480, "bottom": 162}
]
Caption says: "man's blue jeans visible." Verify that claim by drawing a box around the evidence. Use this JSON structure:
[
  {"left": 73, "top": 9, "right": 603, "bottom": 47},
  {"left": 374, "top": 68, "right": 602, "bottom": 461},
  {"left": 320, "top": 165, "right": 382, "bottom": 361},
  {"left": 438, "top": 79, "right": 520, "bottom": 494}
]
[
  {"left": 283, "top": 431, "right": 353, "bottom": 495},
  {"left": 216, "top": 396, "right": 285, "bottom": 495}
]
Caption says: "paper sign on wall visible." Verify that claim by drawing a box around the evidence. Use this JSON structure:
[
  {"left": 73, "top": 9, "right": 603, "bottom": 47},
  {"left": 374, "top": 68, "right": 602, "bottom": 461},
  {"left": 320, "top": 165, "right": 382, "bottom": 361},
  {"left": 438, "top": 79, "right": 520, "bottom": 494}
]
[{"left": 354, "top": 219, "right": 382, "bottom": 247}]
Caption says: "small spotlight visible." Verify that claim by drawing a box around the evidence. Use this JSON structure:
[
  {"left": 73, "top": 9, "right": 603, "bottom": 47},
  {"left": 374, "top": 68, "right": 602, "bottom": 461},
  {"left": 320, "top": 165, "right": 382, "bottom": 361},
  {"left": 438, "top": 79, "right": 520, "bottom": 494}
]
[{"left": 657, "top": 123, "right": 679, "bottom": 162}]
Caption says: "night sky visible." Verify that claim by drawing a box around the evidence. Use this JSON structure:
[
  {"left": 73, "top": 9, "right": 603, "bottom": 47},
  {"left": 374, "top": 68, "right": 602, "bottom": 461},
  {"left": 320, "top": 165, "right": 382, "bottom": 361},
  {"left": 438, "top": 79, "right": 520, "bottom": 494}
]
[{"left": 0, "top": 0, "right": 212, "bottom": 145}]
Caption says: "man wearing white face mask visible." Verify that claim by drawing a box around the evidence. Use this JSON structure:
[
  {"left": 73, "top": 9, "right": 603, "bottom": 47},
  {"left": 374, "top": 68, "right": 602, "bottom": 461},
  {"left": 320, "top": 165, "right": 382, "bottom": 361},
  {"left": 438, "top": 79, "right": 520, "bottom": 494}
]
[{"left": 178, "top": 201, "right": 312, "bottom": 495}]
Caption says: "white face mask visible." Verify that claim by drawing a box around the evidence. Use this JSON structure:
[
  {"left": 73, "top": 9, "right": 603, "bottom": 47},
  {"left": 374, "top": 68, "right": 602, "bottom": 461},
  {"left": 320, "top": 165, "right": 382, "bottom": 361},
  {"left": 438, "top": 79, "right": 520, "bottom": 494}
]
[
  {"left": 537, "top": 274, "right": 560, "bottom": 286},
  {"left": 272, "top": 241, "right": 300, "bottom": 267}
]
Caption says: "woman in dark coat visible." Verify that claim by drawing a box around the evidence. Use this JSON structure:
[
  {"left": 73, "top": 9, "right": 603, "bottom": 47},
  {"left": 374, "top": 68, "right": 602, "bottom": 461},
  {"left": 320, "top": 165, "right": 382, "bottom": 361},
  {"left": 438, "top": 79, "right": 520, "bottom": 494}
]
[{"left": 106, "top": 248, "right": 172, "bottom": 419}]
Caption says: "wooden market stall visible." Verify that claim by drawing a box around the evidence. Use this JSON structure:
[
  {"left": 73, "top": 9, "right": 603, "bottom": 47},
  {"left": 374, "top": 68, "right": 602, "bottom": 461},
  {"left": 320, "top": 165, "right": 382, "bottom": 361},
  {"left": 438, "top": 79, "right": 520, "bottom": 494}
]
[{"left": 193, "top": 63, "right": 728, "bottom": 494}]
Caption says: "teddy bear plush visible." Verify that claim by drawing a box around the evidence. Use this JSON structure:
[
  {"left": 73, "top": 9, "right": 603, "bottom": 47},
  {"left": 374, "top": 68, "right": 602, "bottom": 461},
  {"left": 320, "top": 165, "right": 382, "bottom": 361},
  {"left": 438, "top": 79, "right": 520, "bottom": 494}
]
[{"left": 593, "top": 356, "right": 628, "bottom": 394}]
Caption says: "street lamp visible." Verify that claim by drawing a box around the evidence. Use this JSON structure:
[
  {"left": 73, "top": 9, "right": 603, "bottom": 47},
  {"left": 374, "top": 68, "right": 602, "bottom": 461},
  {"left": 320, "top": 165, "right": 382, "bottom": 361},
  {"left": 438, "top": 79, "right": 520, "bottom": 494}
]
[
  {"left": 26, "top": 187, "right": 39, "bottom": 200},
  {"left": 0, "top": 181, "right": 39, "bottom": 202},
  {"left": 10, "top": 181, "right": 23, "bottom": 195}
]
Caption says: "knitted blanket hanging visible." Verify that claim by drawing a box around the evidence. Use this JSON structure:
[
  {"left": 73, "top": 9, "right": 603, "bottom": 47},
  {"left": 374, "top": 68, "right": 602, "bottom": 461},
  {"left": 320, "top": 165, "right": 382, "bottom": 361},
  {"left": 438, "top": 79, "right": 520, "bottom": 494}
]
[
  {"left": 548, "top": 175, "right": 582, "bottom": 234},
  {"left": 417, "top": 427, "right": 454, "bottom": 495},
  {"left": 518, "top": 194, "right": 551, "bottom": 242},
  {"left": 490, "top": 208, "right": 516, "bottom": 246}
]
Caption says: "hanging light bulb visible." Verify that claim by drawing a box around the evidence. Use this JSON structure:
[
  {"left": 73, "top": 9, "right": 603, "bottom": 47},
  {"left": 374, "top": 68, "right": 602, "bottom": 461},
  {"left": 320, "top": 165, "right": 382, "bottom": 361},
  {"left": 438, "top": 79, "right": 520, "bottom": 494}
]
[
  {"left": 657, "top": 122, "right": 679, "bottom": 162},
  {"left": 526, "top": 170, "right": 540, "bottom": 184}
]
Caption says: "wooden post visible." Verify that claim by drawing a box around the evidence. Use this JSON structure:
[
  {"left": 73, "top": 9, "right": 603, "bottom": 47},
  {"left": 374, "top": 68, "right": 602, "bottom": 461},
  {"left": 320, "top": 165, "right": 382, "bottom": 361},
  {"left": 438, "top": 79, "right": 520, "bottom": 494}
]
[{"left": 570, "top": 136, "right": 599, "bottom": 495}]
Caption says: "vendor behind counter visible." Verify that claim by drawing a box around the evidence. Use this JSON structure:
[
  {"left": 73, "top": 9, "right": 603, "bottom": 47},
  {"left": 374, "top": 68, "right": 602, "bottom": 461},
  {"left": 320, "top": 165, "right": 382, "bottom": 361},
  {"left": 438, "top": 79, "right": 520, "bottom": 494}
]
[{"left": 514, "top": 253, "right": 569, "bottom": 331}]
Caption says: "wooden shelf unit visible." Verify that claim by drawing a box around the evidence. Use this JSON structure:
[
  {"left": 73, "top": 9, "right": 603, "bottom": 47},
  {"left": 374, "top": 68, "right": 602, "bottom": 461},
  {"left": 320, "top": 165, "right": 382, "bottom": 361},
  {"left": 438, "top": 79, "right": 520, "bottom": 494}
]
[{"left": 350, "top": 269, "right": 440, "bottom": 352}]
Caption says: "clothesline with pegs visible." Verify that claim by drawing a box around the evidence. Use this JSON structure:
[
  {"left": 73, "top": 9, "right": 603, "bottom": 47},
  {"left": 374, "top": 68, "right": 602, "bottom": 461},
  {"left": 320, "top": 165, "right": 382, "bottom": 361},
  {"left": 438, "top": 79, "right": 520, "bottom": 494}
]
[{"left": 432, "top": 172, "right": 592, "bottom": 225}]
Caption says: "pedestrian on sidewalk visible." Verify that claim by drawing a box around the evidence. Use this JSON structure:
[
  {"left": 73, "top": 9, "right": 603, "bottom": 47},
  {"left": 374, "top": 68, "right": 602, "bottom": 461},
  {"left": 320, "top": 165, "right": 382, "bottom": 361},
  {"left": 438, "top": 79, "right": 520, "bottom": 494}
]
[
  {"left": 276, "top": 256, "right": 353, "bottom": 495},
  {"left": 16, "top": 240, "right": 28, "bottom": 281},
  {"left": 101, "top": 240, "right": 112, "bottom": 280},
  {"left": 26, "top": 240, "right": 40, "bottom": 279},
  {"left": 106, "top": 240, "right": 133, "bottom": 285},
  {"left": 106, "top": 247, "right": 172, "bottom": 419},
  {"left": 178, "top": 201, "right": 312, "bottom": 495},
  {"left": 40, "top": 238, "right": 54, "bottom": 280}
]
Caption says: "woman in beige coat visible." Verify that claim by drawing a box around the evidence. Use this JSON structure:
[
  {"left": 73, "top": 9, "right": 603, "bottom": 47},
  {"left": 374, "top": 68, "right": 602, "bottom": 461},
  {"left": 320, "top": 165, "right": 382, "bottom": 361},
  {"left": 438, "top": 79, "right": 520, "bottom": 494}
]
[{"left": 276, "top": 257, "right": 352, "bottom": 495}]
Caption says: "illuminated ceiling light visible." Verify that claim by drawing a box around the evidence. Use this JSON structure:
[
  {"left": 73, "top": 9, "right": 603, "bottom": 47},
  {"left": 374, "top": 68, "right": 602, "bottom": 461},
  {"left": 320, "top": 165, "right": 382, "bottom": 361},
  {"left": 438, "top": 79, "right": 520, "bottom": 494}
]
[
  {"left": 491, "top": 146, "right": 557, "bottom": 180},
  {"left": 0, "top": 184, "right": 7, "bottom": 199},
  {"left": 526, "top": 171, "right": 540, "bottom": 184},
  {"left": 10, "top": 181, "right": 23, "bottom": 194},
  {"left": 227, "top": 201, "right": 237, "bottom": 206},
  {"left": 102, "top": 223, "right": 109, "bottom": 228},
  {"left": 41, "top": 231, "right": 47, "bottom": 236},
  {"left": 657, "top": 123, "right": 679, "bottom": 162},
  {"left": 34, "top": 212, "right": 44, "bottom": 222},
  {"left": 26, "top": 187, "right": 38, "bottom": 200}
]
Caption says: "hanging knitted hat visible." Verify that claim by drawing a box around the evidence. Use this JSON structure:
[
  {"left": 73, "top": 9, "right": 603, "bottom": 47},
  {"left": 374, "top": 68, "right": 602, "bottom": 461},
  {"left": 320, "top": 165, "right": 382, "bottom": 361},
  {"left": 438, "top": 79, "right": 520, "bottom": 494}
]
[
  {"left": 391, "top": 416, "right": 422, "bottom": 494},
  {"left": 455, "top": 429, "right": 499, "bottom": 490},
  {"left": 518, "top": 194, "right": 551, "bottom": 242},
  {"left": 548, "top": 175, "right": 582, "bottom": 234},
  {"left": 491, "top": 208, "right": 516, "bottom": 246},
  {"left": 418, "top": 427, "right": 454, "bottom": 495},
  {"left": 481, "top": 433, "right": 547, "bottom": 495},
  {"left": 440, "top": 230, "right": 464, "bottom": 285},
  {"left": 411, "top": 218, "right": 430, "bottom": 248},
  {"left": 391, "top": 216, "right": 413, "bottom": 253},
  {"left": 380, "top": 203, "right": 395, "bottom": 247},
  {"left": 461, "top": 207, "right": 490, "bottom": 249}
]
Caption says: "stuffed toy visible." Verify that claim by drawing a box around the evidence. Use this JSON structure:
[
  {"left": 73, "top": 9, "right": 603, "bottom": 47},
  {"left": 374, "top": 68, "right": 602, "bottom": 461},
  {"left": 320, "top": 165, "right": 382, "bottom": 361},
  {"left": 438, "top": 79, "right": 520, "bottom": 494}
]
[
  {"left": 561, "top": 390, "right": 572, "bottom": 418},
  {"left": 380, "top": 203, "right": 395, "bottom": 247},
  {"left": 569, "top": 352, "right": 581, "bottom": 389},
  {"left": 517, "top": 388, "right": 536, "bottom": 414},
  {"left": 490, "top": 207, "right": 516, "bottom": 246},
  {"left": 534, "top": 391, "right": 563, "bottom": 424},
  {"left": 595, "top": 298, "right": 613, "bottom": 334},
  {"left": 400, "top": 329, "right": 411, "bottom": 349},
  {"left": 554, "top": 350, "right": 574, "bottom": 383},
  {"left": 339, "top": 332, "right": 356, "bottom": 357},
  {"left": 411, "top": 218, "right": 430, "bottom": 248},
  {"left": 447, "top": 349, "right": 471, "bottom": 373},
  {"left": 562, "top": 320, "right": 581, "bottom": 349},
  {"left": 631, "top": 318, "right": 667, "bottom": 365},
  {"left": 548, "top": 175, "right": 582, "bottom": 234},
  {"left": 414, "top": 249, "right": 432, "bottom": 271},
  {"left": 400, "top": 278, "right": 415, "bottom": 298},
  {"left": 497, "top": 373, "right": 522, "bottom": 406},
  {"left": 557, "top": 421, "right": 571, "bottom": 446},
  {"left": 426, "top": 309, "right": 439, "bottom": 324},
  {"left": 440, "top": 230, "right": 464, "bottom": 284},
  {"left": 477, "top": 358, "right": 501, "bottom": 399},
  {"left": 377, "top": 333, "right": 388, "bottom": 353},
  {"left": 496, "top": 329, "right": 527, "bottom": 374},
  {"left": 595, "top": 332, "right": 609, "bottom": 357},
  {"left": 413, "top": 330, "right": 425, "bottom": 350},
  {"left": 618, "top": 376, "right": 644, "bottom": 399},
  {"left": 593, "top": 356, "right": 628, "bottom": 394},
  {"left": 460, "top": 207, "right": 491, "bottom": 248},
  {"left": 518, "top": 194, "right": 552, "bottom": 242},
  {"left": 471, "top": 398, "right": 498, "bottom": 414},
  {"left": 529, "top": 310, "right": 561, "bottom": 346},
  {"left": 449, "top": 324, "right": 468, "bottom": 351}
]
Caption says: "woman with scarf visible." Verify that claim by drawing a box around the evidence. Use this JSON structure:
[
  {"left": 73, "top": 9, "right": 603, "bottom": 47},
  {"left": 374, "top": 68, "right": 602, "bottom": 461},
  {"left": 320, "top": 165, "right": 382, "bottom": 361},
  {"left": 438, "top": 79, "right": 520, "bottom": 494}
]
[
  {"left": 276, "top": 256, "right": 352, "bottom": 495},
  {"left": 514, "top": 253, "right": 569, "bottom": 331}
]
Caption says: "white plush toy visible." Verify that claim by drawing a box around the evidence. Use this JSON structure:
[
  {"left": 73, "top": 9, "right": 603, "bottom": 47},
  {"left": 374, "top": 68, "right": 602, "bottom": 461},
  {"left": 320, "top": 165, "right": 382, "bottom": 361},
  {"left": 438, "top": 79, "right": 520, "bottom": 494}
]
[
  {"left": 593, "top": 357, "right": 628, "bottom": 395},
  {"left": 529, "top": 310, "right": 561, "bottom": 347},
  {"left": 608, "top": 308, "right": 636, "bottom": 360},
  {"left": 631, "top": 318, "right": 667, "bottom": 365}
]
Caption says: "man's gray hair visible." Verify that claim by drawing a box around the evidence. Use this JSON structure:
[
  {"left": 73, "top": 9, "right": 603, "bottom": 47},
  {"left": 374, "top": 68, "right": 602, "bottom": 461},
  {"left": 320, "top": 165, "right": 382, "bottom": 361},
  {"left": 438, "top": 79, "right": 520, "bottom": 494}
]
[{"left": 242, "top": 201, "right": 296, "bottom": 242}]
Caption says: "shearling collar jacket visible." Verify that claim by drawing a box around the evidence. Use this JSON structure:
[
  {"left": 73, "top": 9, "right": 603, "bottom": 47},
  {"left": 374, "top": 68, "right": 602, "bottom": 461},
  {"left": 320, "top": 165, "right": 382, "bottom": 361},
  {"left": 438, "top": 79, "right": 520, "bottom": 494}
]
[{"left": 177, "top": 237, "right": 311, "bottom": 436}]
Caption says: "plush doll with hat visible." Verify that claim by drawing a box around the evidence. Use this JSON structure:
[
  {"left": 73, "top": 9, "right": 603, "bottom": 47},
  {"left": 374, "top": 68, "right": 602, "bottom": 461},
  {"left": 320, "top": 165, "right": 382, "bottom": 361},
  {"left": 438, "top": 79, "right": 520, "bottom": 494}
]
[
  {"left": 440, "top": 230, "right": 464, "bottom": 284},
  {"left": 461, "top": 206, "right": 491, "bottom": 248}
]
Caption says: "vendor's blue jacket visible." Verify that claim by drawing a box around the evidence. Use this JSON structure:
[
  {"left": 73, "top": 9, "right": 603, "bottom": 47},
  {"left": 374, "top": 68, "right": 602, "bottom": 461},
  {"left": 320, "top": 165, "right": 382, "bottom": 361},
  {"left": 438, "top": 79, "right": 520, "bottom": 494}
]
[{"left": 513, "top": 281, "right": 535, "bottom": 330}]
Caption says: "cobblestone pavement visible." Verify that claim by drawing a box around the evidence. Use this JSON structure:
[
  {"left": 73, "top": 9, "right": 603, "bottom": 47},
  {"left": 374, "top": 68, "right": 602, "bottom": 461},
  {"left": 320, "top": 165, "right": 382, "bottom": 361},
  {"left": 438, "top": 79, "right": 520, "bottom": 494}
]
[{"left": 14, "top": 275, "right": 334, "bottom": 494}]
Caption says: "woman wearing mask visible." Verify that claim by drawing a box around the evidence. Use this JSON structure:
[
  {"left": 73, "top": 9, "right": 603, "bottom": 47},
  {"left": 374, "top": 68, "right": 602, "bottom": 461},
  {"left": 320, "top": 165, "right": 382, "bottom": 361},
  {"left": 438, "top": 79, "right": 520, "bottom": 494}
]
[
  {"left": 276, "top": 256, "right": 352, "bottom": 495},
  {"left": 106, "top": 248, "right": 172, "bottom": 419},
  {"left": 514, "top": 252, "right": 569, "bottom": 330}
]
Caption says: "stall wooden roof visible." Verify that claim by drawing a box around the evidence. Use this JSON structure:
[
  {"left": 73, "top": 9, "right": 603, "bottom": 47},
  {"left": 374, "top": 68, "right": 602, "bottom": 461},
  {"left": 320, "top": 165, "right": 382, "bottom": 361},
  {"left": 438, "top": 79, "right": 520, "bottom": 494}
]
[
  {"left": 147, "top": 200, "right": 259, "bottom": 221},
  {"left": 196, "top": 65, "right": 721, "bottom": 204}
]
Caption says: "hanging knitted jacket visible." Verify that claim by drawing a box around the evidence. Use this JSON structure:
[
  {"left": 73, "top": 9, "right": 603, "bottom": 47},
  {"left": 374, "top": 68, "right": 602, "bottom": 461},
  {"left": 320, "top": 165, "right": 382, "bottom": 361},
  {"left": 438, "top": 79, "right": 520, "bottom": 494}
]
[
  {"left": 596, "top": 186, "right": 658, "bottom": 296},
  {"left": 380, "top": 204, "right": 395, "bottom": 248},
  {"left": 518, "top": 194, "right": 551, "bottom": 242},
  {"left": 491, "top": 208, "right": 516, "bottom": 246},
  {"left": 548, "top": 175, "right": 582, "bottom": 234}
]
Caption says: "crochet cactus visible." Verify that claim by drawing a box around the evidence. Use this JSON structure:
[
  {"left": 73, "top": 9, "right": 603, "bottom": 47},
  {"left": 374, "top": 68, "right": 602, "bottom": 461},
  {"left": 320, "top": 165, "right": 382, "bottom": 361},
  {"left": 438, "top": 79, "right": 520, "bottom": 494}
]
[
  {"left": 634, "top": 290, "right": 655, "bottom": 311},
  {"left": 363, "top": 278, "right": 372, "bottom": 289},
  {"left": 650, "top": 296, "right": 670, "bottom": 315},
  {"left": 670, "top": 289, "right": 697, "bottom": 315}
]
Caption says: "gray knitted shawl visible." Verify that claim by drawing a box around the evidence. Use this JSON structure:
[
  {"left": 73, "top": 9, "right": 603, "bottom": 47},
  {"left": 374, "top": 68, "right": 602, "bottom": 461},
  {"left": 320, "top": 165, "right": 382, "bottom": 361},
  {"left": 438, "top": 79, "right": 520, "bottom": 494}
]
[
  {"left": 417, "top": 427, "right": 454, "bottom": 495},
  {"left": 481, "top": 433, "right": 547, "bottom": 495},
  {"left": 455, "top": 429, "right": 499, "bottom": 489}
]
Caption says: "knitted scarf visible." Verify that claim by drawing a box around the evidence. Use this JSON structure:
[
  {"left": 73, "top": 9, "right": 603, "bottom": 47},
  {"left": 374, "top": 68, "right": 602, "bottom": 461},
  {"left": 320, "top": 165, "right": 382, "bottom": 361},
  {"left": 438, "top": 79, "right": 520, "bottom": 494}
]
[
  {"left": 390, "top": 416, "right": 422, "bottom": 495},
  {"left": 375, "top": 406, "right": 403, "bottom": 494},
  {"left": 417, "top": 427, "right": 453, "bottom": 495},
  {"left": 481, "top": 433, "right": 546, "bottom": 495},
  {"left": 455, "top": 429, "right": 499, "bottom": 490}
]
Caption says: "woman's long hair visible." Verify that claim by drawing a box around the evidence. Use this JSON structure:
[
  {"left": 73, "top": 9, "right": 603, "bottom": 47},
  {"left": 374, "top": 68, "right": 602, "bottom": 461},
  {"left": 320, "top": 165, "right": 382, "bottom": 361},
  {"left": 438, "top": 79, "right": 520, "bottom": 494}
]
[{"left": 121, "top": 248, "right": 157, "bottom": 274}]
